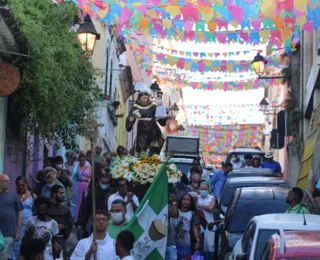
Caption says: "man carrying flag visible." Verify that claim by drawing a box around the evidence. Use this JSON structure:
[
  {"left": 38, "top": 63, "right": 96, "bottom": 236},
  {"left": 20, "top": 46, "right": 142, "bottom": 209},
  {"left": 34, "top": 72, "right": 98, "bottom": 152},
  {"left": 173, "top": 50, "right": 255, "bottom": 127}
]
[{"left": 125, "top": 163, "right": 169, "bottom": 260}]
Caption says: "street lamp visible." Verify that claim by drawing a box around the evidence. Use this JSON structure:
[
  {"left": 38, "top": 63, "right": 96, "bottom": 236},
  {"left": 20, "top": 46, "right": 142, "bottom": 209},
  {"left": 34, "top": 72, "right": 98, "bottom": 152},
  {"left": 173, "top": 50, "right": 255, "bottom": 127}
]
[
  {"left": 77, "top": 14, "right": 101, "bottom": 52},
  {"left": 251, "top": 53, "right": 290, "bottom": 80},
  {"left": 259, "top": 97, "right": 270, "bottom": 114},
  {"left": 251, "top": 53, "right": 266, "bottom": 76},
  {"left": 177, "top": 124, "right": 185, "bottom": 136},
  {"left": 150, "top": 81, "right": 161, "bottom": 97},
  {"left": 170, "top": 103, "right": 179, "bottom": 118}
]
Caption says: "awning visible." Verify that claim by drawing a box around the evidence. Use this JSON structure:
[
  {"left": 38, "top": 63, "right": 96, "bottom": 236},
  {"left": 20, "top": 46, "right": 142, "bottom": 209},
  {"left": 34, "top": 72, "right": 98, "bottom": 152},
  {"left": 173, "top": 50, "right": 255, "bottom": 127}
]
[{"left": 0, "top": 3, "right": 28, "bottom": 63}]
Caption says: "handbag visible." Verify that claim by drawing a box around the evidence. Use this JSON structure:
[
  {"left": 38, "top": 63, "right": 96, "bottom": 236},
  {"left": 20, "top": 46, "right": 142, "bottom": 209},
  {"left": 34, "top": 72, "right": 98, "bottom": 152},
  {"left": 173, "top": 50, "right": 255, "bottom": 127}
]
[
  {"left": 0, "top": 231, "right": 4, "bottom": 252},
  {"left": 203, "top": 227, "right": 216, "bottom": 252},
  {"left": 191, "top": 250, "right": 204, "bottom": 260}
]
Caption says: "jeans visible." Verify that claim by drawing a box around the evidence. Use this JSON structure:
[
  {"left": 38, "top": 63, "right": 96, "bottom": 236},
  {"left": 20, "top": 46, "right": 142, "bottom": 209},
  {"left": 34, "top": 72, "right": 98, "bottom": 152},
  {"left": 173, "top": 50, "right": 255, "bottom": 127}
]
[
  {"left": 177, "top": 246, "right": 191, "bottom": 260},
  {"left": 166, "top": 246, "right": 177, "bottom": 260}
]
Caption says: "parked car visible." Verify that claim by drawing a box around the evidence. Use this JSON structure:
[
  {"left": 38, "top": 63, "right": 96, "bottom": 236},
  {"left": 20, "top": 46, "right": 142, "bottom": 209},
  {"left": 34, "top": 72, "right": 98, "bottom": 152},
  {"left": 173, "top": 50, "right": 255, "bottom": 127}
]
[
  {"left": 261, "top": 230, "right": 320, "bottom": 260},
  {"left": 228, "top": 214, "right": 320, "bottom": 260},
  {"left": 218, "top": 187, "right": 290, "bottom": 257},
  {"left": 228, "top": 168, "right": 276, "bottom": 178},
  {"left": 219, "top": 177, "right": 289, "bottom": 214}
]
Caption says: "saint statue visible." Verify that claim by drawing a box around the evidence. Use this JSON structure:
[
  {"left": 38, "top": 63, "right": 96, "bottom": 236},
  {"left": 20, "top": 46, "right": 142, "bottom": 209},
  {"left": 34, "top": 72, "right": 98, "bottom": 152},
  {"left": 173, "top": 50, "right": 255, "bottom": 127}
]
[{"left": 126, "top": 91, "right": 167, "bottom": 155}]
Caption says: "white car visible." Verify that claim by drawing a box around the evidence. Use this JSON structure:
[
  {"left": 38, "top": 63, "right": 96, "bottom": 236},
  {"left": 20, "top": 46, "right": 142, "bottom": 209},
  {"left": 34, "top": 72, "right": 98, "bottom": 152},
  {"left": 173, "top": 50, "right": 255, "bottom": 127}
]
[{"left": 227, "top": 213, "right": 320, "bottom": 260}]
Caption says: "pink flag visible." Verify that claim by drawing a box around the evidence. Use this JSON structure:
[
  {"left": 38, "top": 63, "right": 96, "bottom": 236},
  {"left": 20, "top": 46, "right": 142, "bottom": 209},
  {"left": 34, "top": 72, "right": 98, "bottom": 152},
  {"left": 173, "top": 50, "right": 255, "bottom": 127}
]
[
  {"left": 184, "top": 21, "right": 195, "bottom": 32},
  {"left": 303, "top": 21, "right": 314, "bottom": 33},
  {"left": 121, "top": 8, "right": 133, "bottom": 25},
  {"left": 228, "top": 4, "right": 244, "bottom": 24}
]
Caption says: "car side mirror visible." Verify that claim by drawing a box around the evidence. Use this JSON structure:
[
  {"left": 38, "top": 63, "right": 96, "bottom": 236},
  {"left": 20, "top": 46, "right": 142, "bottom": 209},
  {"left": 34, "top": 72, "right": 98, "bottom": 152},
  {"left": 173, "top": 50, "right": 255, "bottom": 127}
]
[{"left": 236, "top": 253, "right": 247, "bottom": 260}]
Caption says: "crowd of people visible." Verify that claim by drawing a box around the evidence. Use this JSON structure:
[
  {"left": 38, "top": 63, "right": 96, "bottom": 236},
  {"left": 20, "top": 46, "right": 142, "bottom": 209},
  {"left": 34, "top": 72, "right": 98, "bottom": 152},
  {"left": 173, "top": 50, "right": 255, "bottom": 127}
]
[
  {"left": 229, "top": 150, "right": 282, "bottom": 175},
  {"left": 0, "top": 147, "right": 314, "bottom": 260},
  {"left": 0, "top": 145, "right": 139, "bottom": 260}
]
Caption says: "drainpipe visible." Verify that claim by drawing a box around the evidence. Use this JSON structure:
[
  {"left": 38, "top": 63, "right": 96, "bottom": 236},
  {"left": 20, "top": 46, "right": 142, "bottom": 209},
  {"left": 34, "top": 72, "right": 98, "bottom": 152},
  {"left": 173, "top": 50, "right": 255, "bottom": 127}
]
[{"left": 0, "top": 97, "right": 7, "bottom": 174}]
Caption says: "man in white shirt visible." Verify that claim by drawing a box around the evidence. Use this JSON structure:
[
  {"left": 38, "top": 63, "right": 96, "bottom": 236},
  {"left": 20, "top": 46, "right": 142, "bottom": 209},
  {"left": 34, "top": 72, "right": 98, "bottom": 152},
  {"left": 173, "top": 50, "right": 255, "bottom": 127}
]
[
  {"left": 116, "top": 230, "right": 135, "bottom": 260},
  {"left": 71, "top": 210, "right": 118, "bottom": 260},
  {"left": 108, "top": 178, "right": 139, "bottom": 220}
]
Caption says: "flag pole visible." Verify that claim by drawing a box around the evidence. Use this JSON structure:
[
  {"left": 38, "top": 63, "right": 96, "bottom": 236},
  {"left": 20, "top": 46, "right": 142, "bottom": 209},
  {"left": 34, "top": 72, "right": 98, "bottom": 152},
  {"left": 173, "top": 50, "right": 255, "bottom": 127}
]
[
  {"left": 90, "top": 138, "right": 97, "bottom": 260},
  {"left": 81, "top": 115, "right": 103, "bottom": 260}
]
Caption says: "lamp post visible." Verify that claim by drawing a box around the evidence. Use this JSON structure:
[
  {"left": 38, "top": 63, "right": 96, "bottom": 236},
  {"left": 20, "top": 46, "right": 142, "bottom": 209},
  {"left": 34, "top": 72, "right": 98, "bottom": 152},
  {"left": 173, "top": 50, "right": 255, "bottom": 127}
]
[
  {"left": 251, "top": 53, "right": 289, "bottom": 80},
  {"left": 177, "top": 124, "right": 185, "bottom": 136},
  {"left": 150, "top": 81, "right": 161, "bottom": 97},
  {"left": 81, "top": 114, "right": 103, "bottom": 260},
  {"left": 170, "top": 103, "right": 179, "bottom": 118},
  {"left": 259, "top": 97, "right": 270, "bottom": 114},
  {"left": 77, "top": 14, "right": 101, "bottom": 52}
]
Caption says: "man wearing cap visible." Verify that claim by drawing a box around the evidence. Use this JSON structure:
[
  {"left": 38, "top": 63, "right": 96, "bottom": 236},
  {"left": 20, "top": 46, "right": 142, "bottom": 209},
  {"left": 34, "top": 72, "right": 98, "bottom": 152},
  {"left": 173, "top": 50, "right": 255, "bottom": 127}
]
[{"left": 262, "top": 151, "right": 282, "bottom": 175}]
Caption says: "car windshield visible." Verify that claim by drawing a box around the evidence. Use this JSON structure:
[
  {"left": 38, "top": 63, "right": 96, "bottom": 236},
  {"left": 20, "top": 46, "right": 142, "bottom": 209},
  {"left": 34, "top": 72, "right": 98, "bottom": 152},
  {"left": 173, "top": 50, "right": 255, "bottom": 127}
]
[
  {"left": 175, "top": 162, "right": 192, "bottom": 175},
  {"left": 227, "top": 200, "right": 288, "bottom": 233},
  {"left": 228, "top": 152, "right": 264, "bottom": 163}
]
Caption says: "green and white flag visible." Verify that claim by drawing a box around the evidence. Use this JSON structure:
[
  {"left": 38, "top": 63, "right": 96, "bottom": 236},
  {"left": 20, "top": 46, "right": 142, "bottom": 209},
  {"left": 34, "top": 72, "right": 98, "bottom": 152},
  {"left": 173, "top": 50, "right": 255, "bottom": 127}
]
[{"left": 125, "top": 164, "right": 168, "bottom": 260}]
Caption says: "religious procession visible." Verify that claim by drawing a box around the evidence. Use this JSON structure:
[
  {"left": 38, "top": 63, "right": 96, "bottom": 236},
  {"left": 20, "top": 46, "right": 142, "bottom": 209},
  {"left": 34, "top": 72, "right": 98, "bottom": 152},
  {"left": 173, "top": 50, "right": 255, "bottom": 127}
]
[{"left": 1, "top": 0, "right": 320, "bottom": 260}]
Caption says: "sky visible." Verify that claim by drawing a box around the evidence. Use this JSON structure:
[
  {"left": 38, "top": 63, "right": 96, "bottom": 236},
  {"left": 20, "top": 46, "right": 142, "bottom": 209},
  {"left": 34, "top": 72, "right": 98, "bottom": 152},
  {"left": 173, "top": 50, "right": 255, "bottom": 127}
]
[{"left": 157, "top": 39, "right": 267, "bottom": 125}]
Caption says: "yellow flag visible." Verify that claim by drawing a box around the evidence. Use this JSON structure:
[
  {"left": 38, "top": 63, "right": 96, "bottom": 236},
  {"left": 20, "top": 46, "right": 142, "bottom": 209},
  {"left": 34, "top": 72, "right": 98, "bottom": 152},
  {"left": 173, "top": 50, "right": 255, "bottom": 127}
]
[
  {"left": 164, "top": 5, "right": 181, "bottom": 18},
  {"left": 260, "top": 30, "right": 270, "bottom": 44},
  {"left": 199, "top": 6, "right": 214, "bottom": 23},
  {"left": 260, "top": 0, "right": 276, "bottom": 18},
  {"left": 163, "top": 19, "right": 173, "bottom": 29}
]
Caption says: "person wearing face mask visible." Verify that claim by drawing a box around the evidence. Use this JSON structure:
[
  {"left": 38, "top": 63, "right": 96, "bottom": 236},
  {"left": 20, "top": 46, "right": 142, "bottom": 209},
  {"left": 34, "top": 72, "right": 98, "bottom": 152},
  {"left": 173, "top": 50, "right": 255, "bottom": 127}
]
[
  {"left": 187, "top": 170, "right": 202, "bottom": 193},
  {"left": 78, "top": 173, "right": 114, "bottom": 237},
  {"left": 25, "top": 197, "right": 62, "bottom": 260},
  {"left": 230, "top": 153, "right": 242, "bottom": 168},
  {"left": 108, "top": 178, "right": 139, "bottom": 221},
  {"left": 197, "top": 182, "right": 216, "bottom": 260},
  {"left": 54, "top": 156, "right": 72, "bottom": 206},
  {"left": 48, "top": 185, "right": 73, "bottom": 259},
  {"left": 41, "top": 168, "right": 68, "bottom": 206},
  {"left": 106, "top": 200, "right": 129, "bottom": 239}
]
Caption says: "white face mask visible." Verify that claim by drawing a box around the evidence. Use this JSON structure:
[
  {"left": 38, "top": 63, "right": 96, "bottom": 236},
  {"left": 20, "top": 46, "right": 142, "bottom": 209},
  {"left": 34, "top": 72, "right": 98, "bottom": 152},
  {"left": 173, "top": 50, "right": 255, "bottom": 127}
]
[
  {"left": 55, "top": 164, "right": 63, "bottom": 169},
  {"left": 111, "top": 212, "right": 124, "bottom": 223}
]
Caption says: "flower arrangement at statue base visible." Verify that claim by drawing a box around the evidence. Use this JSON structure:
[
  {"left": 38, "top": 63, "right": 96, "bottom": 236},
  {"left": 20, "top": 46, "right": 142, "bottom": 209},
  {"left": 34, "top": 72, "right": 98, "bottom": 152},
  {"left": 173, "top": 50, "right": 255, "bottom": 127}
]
[{"left": 111, "top": 150, "right": 182, "bottom": 184}]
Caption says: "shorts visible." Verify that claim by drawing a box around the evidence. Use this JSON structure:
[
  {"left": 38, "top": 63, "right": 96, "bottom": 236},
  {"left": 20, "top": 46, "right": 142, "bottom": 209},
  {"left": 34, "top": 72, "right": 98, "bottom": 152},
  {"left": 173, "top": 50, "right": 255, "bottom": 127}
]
[
  {"left": 177, "top": 246, "right": 191, "bottom": 259},
  {"left": 0, "top": 236, "right": 14, "bottom": 259}
]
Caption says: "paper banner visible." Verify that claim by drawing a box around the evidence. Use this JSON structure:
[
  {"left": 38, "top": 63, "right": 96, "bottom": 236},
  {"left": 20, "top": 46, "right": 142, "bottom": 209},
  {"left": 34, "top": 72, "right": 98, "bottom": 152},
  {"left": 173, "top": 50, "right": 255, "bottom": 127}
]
[
  {"left": 158, "top": 78, "right": 283, "bottom": 91},
  {"left": 62, "top": 0, "right": 320, "bottom": 46},
  {"left": 185, "top": 124, "right": 264, "bottom": 164}
]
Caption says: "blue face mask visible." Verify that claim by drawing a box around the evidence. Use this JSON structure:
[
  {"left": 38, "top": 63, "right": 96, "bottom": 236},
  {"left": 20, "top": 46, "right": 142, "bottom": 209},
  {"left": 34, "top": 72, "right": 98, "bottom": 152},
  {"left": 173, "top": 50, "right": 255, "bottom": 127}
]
[
  {"left": 200, "top": 190, "right": 208, "bottom": 198},
  {"left": 99, "top": 184, "right": 109, "bottom": 191}
]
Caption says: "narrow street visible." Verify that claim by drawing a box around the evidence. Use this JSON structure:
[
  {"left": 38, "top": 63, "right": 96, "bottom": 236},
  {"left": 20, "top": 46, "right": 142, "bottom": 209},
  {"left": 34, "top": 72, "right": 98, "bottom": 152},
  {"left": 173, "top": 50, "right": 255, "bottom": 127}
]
[{"left": 1, "top": 0, "right": 320, "bottom": 260}]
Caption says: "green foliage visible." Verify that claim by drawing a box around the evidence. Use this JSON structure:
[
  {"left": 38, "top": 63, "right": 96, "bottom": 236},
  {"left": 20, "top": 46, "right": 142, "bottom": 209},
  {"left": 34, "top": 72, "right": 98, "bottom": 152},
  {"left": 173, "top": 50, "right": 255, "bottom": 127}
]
[{"left": 8, "top": 0, "right": 103, "bottom": 148}]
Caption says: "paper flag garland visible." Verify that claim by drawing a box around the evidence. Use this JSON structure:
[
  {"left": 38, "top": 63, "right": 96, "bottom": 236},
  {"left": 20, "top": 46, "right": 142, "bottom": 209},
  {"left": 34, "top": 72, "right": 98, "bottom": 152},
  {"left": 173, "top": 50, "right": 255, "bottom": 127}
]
[{"left": 186, "top": 124, "right": 264, "bottom": 164}]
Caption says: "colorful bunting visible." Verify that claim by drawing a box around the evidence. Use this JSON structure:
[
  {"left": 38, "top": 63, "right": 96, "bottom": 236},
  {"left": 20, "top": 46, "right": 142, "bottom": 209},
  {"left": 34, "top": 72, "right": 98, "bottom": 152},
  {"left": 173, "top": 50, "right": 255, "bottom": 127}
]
[
  {"left": 62, "top": 0, "right": 320, "bottom": 48},
  {"left": 186, "top": 124, "right": 264, "bottom": 164},
  {"left": 159, "top": 78, "right": 283, "bottom": 91}
]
